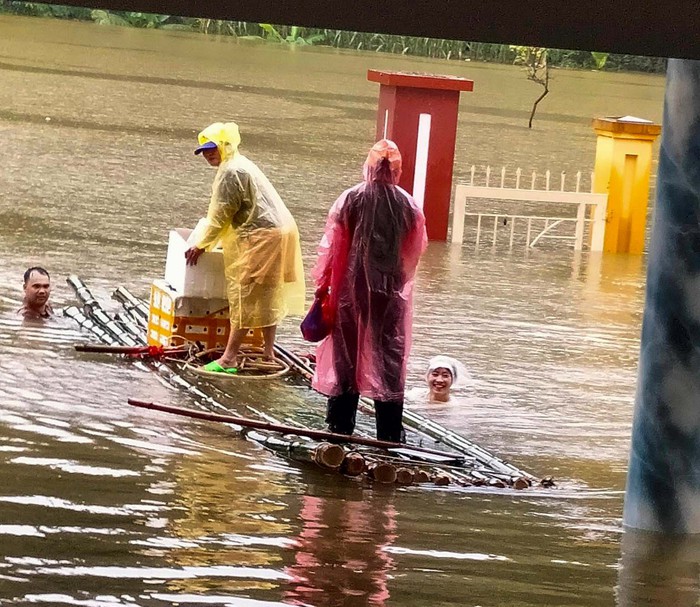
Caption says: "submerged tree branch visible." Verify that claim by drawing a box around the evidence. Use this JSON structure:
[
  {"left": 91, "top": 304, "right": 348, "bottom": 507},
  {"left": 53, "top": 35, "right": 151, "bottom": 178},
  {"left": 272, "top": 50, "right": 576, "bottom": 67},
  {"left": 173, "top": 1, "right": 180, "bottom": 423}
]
[
  {"left": 511, "top": 46, "right": 550, "bottom": 128},
  {"left": 528, "top": 59, "right": 550, "bottom": 128},
  {"left": 528, "top": 85, "right": 549, "bottom": 129}
]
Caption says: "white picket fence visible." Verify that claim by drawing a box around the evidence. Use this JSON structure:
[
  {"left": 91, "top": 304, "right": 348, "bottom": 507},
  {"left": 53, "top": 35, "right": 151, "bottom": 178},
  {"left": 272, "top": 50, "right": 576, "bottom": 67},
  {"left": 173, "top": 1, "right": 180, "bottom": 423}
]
[{"left": 452, "top": 166, "right": 608, "bottom": 251}]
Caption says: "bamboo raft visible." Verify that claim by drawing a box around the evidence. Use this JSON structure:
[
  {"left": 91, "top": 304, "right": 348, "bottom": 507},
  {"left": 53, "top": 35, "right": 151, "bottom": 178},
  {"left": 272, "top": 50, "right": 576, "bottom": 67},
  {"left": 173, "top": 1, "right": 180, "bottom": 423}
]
[{"left": 64, "top": 275, "right": 554, "bottom": 490}]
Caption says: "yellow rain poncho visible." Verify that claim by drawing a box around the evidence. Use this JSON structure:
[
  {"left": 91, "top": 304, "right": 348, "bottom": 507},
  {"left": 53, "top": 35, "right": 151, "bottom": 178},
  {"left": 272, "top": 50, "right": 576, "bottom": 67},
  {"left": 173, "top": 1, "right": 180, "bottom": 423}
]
[{"left": 194, "top": 122, "right": 305, "bottom": 328}]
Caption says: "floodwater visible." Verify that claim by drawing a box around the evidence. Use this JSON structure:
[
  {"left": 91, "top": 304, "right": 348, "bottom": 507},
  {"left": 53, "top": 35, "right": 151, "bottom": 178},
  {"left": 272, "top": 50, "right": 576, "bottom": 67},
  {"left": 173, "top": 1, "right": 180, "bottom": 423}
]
[{"left": 0, "top": 14, "right": 679, "bottom": 607}]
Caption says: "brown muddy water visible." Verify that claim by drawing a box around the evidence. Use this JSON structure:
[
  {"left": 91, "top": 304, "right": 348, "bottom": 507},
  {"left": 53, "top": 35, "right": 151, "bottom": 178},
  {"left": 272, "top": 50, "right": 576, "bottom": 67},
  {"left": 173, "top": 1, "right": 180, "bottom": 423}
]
[{"left": 0, "top": 14, "right": 680, "bottom": 607}]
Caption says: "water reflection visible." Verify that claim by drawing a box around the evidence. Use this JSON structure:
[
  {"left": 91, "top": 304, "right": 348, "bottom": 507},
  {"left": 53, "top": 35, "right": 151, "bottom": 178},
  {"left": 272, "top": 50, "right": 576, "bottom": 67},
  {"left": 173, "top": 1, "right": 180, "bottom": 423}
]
[
  {"left": 581, "top": 253, "right": 646, "bottom": 327},
  {"left": 161, "top": 446, "right": 296, "bottom": 595},
  {"left": 616, "top": 529, "right": 700, "bottom": 607},
  {"left": 284, "top": 484, "right": 397, "bottom": 606}
]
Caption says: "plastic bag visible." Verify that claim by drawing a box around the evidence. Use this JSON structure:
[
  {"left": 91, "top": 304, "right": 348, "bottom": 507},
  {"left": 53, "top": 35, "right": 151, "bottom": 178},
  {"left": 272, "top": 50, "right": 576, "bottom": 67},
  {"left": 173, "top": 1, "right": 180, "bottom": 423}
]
[{"left": 300, "top": 294, "right": 332, "bottom": 342}]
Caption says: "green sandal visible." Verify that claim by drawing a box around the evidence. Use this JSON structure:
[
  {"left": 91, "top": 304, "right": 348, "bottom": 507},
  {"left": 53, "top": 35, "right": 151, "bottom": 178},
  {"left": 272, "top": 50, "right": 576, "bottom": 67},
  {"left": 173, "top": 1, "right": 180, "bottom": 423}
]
[{"left": 202, "top": 360, "right": 238, "bottom": 374}]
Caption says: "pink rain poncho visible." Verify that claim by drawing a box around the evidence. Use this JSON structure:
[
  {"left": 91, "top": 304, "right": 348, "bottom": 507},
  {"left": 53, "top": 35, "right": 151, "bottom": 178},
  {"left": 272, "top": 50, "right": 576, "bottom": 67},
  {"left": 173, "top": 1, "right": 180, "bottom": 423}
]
[
  {"left": 194, "top": 122, "right": 305, "bottom": 329},
  {"left": 311, "top": 140, "right": 427, "bottom": 402}
]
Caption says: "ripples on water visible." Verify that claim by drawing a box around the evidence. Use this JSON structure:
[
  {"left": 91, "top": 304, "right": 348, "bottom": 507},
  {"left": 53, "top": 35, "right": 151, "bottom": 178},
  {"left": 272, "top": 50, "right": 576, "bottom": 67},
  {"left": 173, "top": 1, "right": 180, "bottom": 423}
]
[{"left": 0, "top": 14, "right": 673, "bottom": 607}]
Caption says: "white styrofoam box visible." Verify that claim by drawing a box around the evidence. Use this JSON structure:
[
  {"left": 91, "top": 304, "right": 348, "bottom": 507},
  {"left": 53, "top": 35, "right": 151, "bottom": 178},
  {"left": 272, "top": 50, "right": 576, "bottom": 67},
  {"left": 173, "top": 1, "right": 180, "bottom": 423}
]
[{"left": 164, "top": 227, "right": 227, "bottom": 299}]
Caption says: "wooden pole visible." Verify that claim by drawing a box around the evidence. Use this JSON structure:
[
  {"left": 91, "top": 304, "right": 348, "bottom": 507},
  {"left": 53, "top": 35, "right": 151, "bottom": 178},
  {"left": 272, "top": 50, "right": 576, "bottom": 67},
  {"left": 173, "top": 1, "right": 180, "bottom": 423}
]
[
  {"left": 75, "top": 344, "right": 187, "bottom": 355},
  {"left": 127, "top": 398, "right": 467, "bottom": 460}
]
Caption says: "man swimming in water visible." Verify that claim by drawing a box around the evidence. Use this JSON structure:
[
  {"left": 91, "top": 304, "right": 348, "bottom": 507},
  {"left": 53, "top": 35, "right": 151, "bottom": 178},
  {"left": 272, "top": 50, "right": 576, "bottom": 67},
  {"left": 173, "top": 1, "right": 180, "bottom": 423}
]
[{"left": 19, "top": 267, "right": 53, "bottom": 320}]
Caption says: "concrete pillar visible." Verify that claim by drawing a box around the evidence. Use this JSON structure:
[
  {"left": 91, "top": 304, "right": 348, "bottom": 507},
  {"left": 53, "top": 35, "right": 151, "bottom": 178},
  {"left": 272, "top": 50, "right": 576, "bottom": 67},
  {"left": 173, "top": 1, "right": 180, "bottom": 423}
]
[
  {"left": 624, "top": 59, "right": 700, "bottom": 533},
  {"left": 592, "top": 116, "right": 661, "bottom": 254},
  {"left": 368, "top": 70, "right": 474, "bottom": 241}
]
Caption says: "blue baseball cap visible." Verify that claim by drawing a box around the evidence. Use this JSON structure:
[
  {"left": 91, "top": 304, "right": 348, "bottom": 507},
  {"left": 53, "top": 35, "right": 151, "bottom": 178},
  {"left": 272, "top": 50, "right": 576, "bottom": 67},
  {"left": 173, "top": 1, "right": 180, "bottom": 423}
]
[{"left": 194, "top": 141, "right": 218, "bottom": 155}]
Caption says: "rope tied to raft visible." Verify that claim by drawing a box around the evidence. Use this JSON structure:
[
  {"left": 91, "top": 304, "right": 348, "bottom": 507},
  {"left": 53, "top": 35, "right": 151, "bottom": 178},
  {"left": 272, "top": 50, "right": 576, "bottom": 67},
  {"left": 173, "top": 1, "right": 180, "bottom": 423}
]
[{"left": 183, "top": 345, "right": 290, "bottom": 379}]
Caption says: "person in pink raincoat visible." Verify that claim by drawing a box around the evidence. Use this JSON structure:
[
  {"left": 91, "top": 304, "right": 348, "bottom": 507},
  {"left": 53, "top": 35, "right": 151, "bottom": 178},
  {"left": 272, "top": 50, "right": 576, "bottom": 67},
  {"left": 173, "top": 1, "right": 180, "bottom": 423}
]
[{"left": 310, "top": 139, "right": 427, "bottom": 442}]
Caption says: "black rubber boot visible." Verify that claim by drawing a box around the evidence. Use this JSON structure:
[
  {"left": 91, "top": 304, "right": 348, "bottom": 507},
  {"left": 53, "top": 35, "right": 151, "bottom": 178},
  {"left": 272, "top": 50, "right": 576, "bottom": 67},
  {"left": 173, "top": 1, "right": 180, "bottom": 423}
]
[
  {"left": 326, "top": 392, "right": 359, "bottom": 436},
  {"left": 374, "top": 400, "right": 405, "bottom": 443}
]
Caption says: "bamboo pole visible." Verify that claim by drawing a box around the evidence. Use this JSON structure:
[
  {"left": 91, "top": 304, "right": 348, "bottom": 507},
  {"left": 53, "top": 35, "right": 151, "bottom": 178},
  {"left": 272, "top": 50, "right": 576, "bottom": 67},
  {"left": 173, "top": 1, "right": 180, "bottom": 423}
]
[
  {"left": 513, "top": 477, "right": 531, "bottom": 490},
  {"left": 367, "top": 462, "right": 397, "bottom": 484},
  {"left": 253, "top": 433, "right": 369, "bottom": 479},
  {"left": 340, "top": 452, "right": 367, "bottom": 477},
  {"left": 396, "top": 467, "right": 415, "bottom": 486},
  {"left": 127, "top": 398, "right": 467, "bottom": 459},
  {"left": 110, "top": 298, "right": 145, "bottom": 334},
  {"left": 272, "top": 342, "right": 536, "bottom": 480},
  {"left": 63, "top": 306, "right": 117, "bottom": 345},
  {"left": 68, "top": 287, "right": 382, "bottom": 482},
  {"left": 112, "top": 287, "right": 149, "bottom": 324},
  {"left": 88, "top": 285, "right": 546, "bottom": 488},
  {"left": 114, "top": 312, "right": 148, "bottom": 343},
  {"left": 433, "top": 473, "right": 451, "bottom": 486},
  {"left": 67, "top": 276, "right": 139, "bottom": 346},
  {"left": 414, "top": 470, "right": 431, "bottom": 483},
  {"left": 314, "top": 443, "right": 346, "bottom": 468},
  {"left": 246, "top": 431, "right": 346, "bottom": 470}
]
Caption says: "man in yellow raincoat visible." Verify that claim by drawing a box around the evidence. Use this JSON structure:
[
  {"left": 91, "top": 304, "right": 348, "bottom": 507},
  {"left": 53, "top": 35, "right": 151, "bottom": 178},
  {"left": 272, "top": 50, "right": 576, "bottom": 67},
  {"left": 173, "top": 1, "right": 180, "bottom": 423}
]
[{"left": 185, "top": 122, "right": 305, "bottom": 373}]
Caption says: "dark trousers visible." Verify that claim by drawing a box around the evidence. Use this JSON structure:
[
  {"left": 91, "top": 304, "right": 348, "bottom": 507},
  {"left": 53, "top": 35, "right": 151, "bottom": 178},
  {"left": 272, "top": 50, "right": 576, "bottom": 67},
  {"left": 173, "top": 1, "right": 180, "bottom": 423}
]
[{"left": 326, "top": 392, "right": 405, "bottom": 443}]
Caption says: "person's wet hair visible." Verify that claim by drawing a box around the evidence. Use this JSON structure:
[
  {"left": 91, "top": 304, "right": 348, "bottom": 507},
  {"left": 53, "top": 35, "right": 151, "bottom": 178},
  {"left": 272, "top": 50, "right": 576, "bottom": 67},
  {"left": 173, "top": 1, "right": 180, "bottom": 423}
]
[
  {"left": 23, "top": 266, "right": 50, "bottom": 285},
  {"left": 373, "top": 156, "right": 393, "bottom": 184}
]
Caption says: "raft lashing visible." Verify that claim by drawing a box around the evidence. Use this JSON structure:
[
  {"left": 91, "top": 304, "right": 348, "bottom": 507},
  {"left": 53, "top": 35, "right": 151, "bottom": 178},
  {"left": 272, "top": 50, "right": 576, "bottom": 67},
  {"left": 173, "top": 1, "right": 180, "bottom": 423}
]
[{"left": 64, "top": 275, "right": 554, "bottom": 490}]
